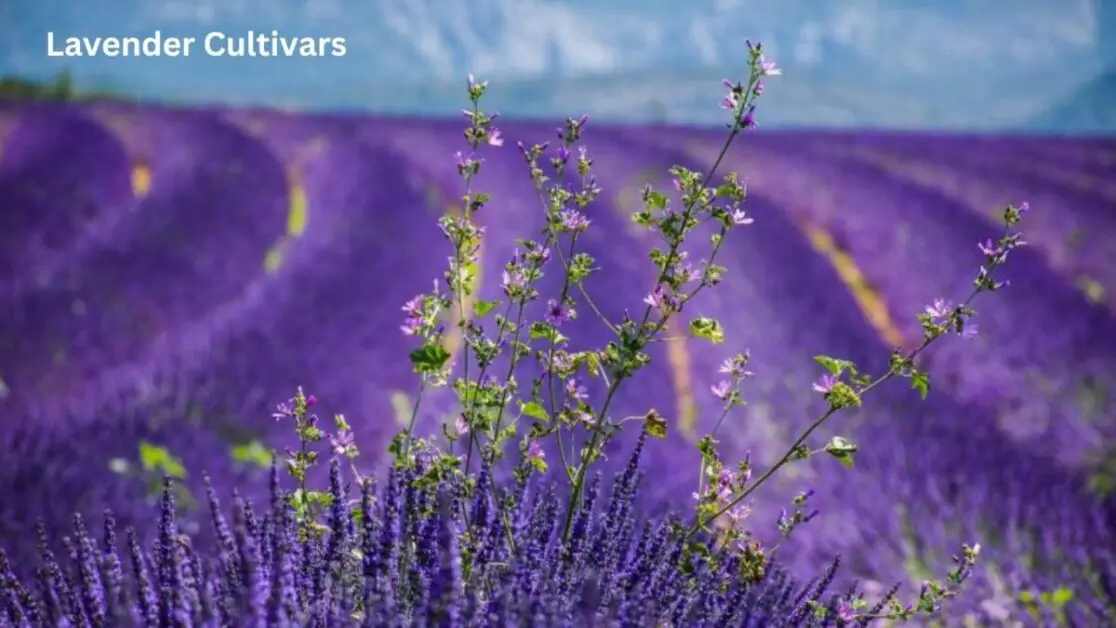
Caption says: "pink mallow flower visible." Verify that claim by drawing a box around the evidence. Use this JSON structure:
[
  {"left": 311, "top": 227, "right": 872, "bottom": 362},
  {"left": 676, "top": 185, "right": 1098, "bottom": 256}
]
[
  {"left": 812, "top": 374, "right": 838, "bottom": 395},
  {"left": 527, "top": 440, "right": 545, "bottom": 460},
  {"left": 711, "top": 381, "right": 733, "bottom": 401}
]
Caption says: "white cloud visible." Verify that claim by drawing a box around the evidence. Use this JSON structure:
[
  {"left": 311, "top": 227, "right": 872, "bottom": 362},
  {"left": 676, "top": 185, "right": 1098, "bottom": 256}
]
[
  {"left": 793, "top": 22, "right": 822, "bottom": 65},
  {"left": 687, "top": 19, "right": 719, "bottom": 66},
  {"left": 13, "top": 0, "right": 1105, "bottom": 129},
  {"left": 128, "top": 0, "right": 1102, "bottom": 80}
]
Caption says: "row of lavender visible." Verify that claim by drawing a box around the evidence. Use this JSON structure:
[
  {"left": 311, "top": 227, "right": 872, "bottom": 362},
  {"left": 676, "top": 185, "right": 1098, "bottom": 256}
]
[{"left": 0, "top": 101, "right": 1114, "bottom": 622}]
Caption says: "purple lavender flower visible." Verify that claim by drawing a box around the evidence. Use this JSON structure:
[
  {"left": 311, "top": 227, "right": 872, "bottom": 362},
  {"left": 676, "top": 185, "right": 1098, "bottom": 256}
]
[
  {"left": 740, "top": 105, "right": 758, "bottom": 129},
  {"left": 835, "top": 598, "right": 857, "bottom": 622},
  {"left": 3, "top": 434, "right": 1077, "bottom": 626}
]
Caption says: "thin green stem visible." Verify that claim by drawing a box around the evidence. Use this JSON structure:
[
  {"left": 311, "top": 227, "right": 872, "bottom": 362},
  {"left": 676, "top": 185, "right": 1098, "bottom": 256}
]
[
  {"left": 684, "top": 287, "right": 988, "bottom": 541},
  {"left": 400, "top": 379, "right": 427, "bottom": 461},
  {"left": 560, "top": 382, "right": 622, "bottom": 541},
  {"left": 558, "top": 82, "right": 756, "bottom": 544}
]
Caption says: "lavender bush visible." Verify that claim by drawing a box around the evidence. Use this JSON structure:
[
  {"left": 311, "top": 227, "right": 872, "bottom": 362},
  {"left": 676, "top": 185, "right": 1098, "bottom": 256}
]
[{"left": 1, "top": 41, "right": 1043, "bottom": 626}]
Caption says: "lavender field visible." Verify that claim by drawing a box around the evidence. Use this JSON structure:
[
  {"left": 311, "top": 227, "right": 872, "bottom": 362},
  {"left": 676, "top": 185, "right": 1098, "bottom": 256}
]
[{"left": 1, "top": 101, "right": 1114, "bottom": 622}]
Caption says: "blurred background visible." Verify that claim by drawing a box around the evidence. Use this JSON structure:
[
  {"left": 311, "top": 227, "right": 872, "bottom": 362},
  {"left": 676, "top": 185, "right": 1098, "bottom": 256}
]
[
  {"left": 2, "top": 1, "right": 1116, "bottom": 622},
  {"left": 2, "top": 0, "right": 1115, "bottom": 132}
]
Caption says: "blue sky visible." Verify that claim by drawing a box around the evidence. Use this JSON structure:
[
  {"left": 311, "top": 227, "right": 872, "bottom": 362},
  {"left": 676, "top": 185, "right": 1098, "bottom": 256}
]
[{"left": 1, "top": 0, "right": 1111, "bottom": 131}]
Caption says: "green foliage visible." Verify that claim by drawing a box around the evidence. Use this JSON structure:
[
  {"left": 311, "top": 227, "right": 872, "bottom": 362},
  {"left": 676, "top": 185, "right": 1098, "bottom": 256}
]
[
  {"left": 409, "top": 342, "right": 451, "bottom": 374},
  {"left": 108, "top": 441, "right": 196, "bottom": 511},
  {"left": 472, "top": 299, "right": 500, "bottom": 317},
  {"left": 823, "top": 436, "right": 858, "bottom": 468},
  {"left": 253, "top": 55, "right": 1027, "bottom": 626},
  {"left": 643, "top": 409, "right": 668, "bottom": 439},
  {"left": 518, "top": 400, "right": 549, "bottom": 422},
  {"left": 688, "top": 317, "right": 725, "bottom": 344},
  {"left": 138, "top": 441, "right": 187, "bottom": 478},
  {"left": 230, "top": 440, "right": 273, "bottom": 468},
  {"left": 814, "top": 355, "right": 856, "bottom": 376},
  {"left": 0, "top": 70, "right": 123, "bottom": 102}
]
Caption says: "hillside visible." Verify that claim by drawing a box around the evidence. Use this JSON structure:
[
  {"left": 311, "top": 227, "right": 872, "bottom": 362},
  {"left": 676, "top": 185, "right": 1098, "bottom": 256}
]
[{"left": 0, "top": 102, "right": 1114, "bottom": 617}]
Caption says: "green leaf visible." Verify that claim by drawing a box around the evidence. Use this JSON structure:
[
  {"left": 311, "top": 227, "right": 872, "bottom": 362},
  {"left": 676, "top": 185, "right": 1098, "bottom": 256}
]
[
  {"left": 304, "top": 489, "right": 334, "bottom": 507},
  {"left": 230, "top": 440, "right": 273, "bottom": 468},
  {"left": 288, "top": 489, "right": 309, "bottom": 516},
  {"left": 911, "top": 371, "right": 931, "bottom": 400},
  {"left": 631, "top": 210, "right": 653, "bottom": 227},
  {"left": 529, "top": 322, "right": 560, "bottom": 342},
  {"left": 472, "top": 299, "right": 500, "bottom": 317},
  {"left": 409, "top": 342, "right": 451, "bottom": 373},
  {"left": 584, "top": 352, "right": 602, "bottom": 377},
  {"left": 138, "top": 441, "right": 187, "bottom": 478},
  {"left": 688, "top": 317, "right": 725, "bottom": 344},
  {"left": 814, "top": 355, "right": 856, "bottom": 376},
  {"left": 519, "top": 401, "right": 550, "bottom": 422},
  {"left": 643, "top": 189, "right": 669, "bottom": 211},
  {"left": 1049, "top": 586, "right": 1074, "bottom": 607},
  {"left": 643, "top": 409, "right": 668, "bottom": 439},
  {"left": 824, "top": 436, "right": 858, "bottom": 469}
]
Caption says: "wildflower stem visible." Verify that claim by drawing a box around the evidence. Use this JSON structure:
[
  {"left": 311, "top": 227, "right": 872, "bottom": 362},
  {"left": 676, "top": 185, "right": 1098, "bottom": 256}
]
[
  {"left": 560, "top": 77, "right": 756, "bottom": 545},
  {"left": 553, "top": 234, "right": 617, "bottom": 335},
  {"left": 561, "top": 382, "right": 622, "bottom": 542},
  {"left": 454, "top": 94, "right": 485, "bottom": 472},
  {"left": 633, "top": 98, "right": 747, "bottom": 335},
  {"left": 709, "top": 405, "right": 732, "bottom": 438},
  {"left": 400, "top": 378, "right": 427, "bottom": 461},
  {"left": 685, "top": 287, "right": 988, "bottom": 540},
  {"left": 540, "top": 232, "right": 582, "bottom": 482}
]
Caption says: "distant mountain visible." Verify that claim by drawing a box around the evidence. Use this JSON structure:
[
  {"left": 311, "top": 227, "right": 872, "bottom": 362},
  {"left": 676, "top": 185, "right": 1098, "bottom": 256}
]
[{"left": 1031, "top": 69, "right": 1116, "bottom": 135}]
